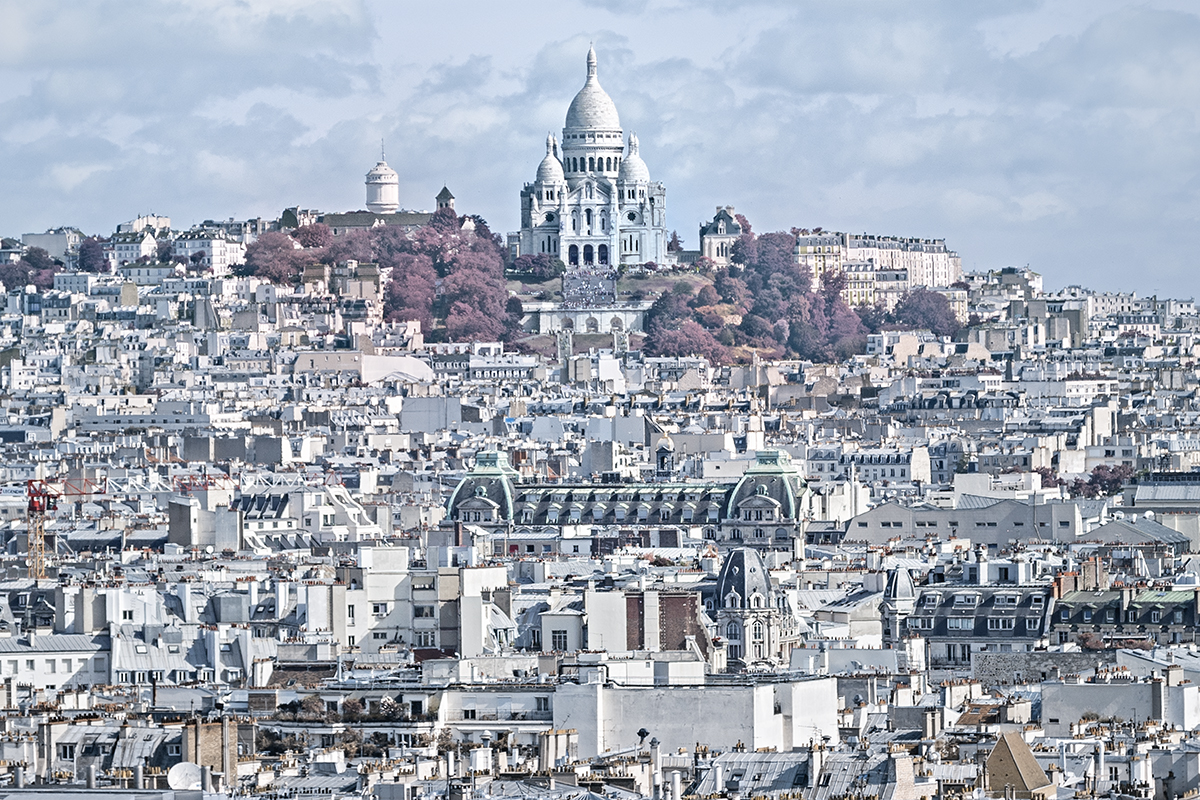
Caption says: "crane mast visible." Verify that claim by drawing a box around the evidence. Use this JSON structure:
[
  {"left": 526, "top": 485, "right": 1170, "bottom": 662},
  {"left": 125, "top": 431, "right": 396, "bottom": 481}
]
[{"left": 25, "top": 480, "right": 59, "bottom": 580}]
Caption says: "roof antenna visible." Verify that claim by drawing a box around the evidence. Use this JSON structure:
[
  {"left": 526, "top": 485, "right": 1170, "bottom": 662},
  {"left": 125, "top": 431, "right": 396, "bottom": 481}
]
[{"left": 381, "top": 138, "right": 386, "bottom": 162}]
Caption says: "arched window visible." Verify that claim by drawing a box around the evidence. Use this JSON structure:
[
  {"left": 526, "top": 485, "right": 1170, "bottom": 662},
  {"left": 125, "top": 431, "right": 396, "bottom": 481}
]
[
  {"left": 583, "top": 245, "right": 594, "bottom": 265},
  {"left": 606, "top": 157, "right": 612, "bottom": 171},
  {"left": 568, "top": 245, "right": 579, "bottom": 266},
  {"left": 585, "top": 208, "right": 593, "bottom": 231},
  {"left": 598, "top": 244, "right": 609, "bottom": 265},
  {"left": 753, "top": 622, "right": 764, "bottom": 641},
  {"left": 725, "top": 622, "right": 740, "bottom": 637},
  {"left": 588, "top": 157, "right": 595, "bottom": 171}
]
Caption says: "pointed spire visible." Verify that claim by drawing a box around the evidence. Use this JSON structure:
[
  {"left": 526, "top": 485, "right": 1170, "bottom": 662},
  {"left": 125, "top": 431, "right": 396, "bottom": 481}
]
[
  {"left": 552, "top": 135, "right": 559, "bottom": 158},
  {"left": 381, "top": 138, "right": 386, "bottom": 162},
  {"left": 628, "top": 131, "right": 639, "bottom": 156},
  {"left": 586, "top": 44, "right": 597, "bottom": 79},
  {"left": 546, "top": 132, "right": 554, "bottom": 154}
]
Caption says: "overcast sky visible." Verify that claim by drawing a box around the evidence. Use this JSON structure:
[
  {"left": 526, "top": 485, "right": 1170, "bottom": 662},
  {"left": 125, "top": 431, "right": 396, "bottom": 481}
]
[{"left": 2, "top": 0, "right": 1199, "bottom": 294}]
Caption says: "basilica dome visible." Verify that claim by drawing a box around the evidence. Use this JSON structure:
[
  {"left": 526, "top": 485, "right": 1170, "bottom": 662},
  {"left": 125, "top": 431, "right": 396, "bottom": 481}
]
[{"left": 565, "top": 46, "right": 621, "bottom": 131}]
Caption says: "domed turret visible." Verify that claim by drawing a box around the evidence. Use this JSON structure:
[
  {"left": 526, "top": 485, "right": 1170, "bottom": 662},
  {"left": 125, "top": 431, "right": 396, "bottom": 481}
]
[
  {"left": 536, "top": 133, "right": 565, "bottom": 184},
  {"left": 565, "top": 46, "right": 621, "bottom": 131},
  {"left": 714, "top": 548, "right": 773, "bottom": 609},
  {"left": 618, "top": 132, "right": 650, "bottom": 183},
  {"left": 366, "top": 155, "right": 400, "bottom": 214}
]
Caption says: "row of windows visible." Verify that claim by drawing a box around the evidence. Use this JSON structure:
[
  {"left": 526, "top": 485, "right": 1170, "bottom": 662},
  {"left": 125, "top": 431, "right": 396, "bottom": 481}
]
[
  {"left": 909, "top": 617, "right": 1039, "bottom": 631},
  {"left": 567, "top": 156, "right": 621, "bottom": 172},
  {"left": 724, "top": 621, "right": 767, "bottom": 640},
  {"left": 61, "top": 743, "right": 182, "bottom": 760},
  {"left": 508, "top": 506, "right": 720, "bottom": 524},
  {"left": 729, "top": 528, "right": 790, "bottom": 540},
  {"left": 1060, "top": 608, "right": 1184, "bottom": 624},
  {"left": 5, "top": 657, "right": 105, "bottom": 675},
  {"left": 861, "top": 519, "right": 1067, "bottom": 529},
  {"left": 922, "top": 594, "right": 1046, "bottom": 608}
]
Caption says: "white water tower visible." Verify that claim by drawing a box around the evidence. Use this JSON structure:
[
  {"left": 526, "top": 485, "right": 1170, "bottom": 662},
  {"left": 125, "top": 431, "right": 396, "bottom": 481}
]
[{"left": 366, "top": 144, "right": 400, "bottom": 214}]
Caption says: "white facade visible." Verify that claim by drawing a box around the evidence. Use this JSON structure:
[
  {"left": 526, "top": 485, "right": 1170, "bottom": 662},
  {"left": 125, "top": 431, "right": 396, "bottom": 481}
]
[
  {"left": 517, "top": 48, "right": 668, "bottom": 267},
  {"left": 109, "top": 230, "right": 157, "bottom": 266},
  {"left": 795, "top": 231, "right": 962, "bottom": 292},
  {"left": 172, "top": 229, "right": 246, "bottom": 275},
  {"left": 554, "top": 674, "right": 838, "bottom": 758},
  {"left": 0, "top": 635, "right": 109, "bottom": 690}
]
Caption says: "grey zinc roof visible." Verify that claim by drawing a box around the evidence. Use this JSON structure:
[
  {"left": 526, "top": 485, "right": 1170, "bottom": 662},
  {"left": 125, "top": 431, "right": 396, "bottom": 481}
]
[
  {"left": 0, "top": 634, "right": 109, "bottom": 654},
  {"left": 111, "top": 728, "right": 177, "bottom": 769},
  {"left": 692, "top": 752, "right": 811, "bottom": 796},
  {"left": 1135, "top": 484, "right": 1200, "bottom": 502}
]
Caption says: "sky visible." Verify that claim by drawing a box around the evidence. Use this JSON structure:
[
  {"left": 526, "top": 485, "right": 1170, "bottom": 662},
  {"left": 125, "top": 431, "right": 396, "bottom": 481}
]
[{"left": 2, "top": 0, "right": 1200, "bottom": 294}]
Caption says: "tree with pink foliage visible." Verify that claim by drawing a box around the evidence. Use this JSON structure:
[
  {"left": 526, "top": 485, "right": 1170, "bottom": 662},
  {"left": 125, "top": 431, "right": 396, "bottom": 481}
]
[
  {"left": 384, "top": 254, "right": 438, "bottom": 332},
  {"left": 291, "top": 223, "right": 332, "bottom": 249},
  {"left": 647, "top": 320, "right": 729, "bottom": 363},
  {"left": 322, "top": 229, "right": 372, "bottom": 265},
  {"left": 77, "top": 237, "right": 107, "bottom": 273},
  {"left": 891, "top": 288, "right": 961, "bottom": 337},
  {"left": 446, "top": 301, "right": 507, "bottom": 342},
  {"left": 244, "top": 231, "right": 305, "bottom": 283}
]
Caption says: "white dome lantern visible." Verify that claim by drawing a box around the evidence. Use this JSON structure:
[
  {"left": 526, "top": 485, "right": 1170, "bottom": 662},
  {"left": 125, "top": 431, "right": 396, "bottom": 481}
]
[
  {"left": 618, "top": 132, "right": 650, "bottom": 183},
  {"left": 536, "top": 133, "right": 565, "bottom": 184}
]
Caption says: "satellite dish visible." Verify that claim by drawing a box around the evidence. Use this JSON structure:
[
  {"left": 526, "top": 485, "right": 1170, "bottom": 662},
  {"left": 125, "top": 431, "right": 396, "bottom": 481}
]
[{"left": 167, "top": 762, "right": 202, "bottom": 791}]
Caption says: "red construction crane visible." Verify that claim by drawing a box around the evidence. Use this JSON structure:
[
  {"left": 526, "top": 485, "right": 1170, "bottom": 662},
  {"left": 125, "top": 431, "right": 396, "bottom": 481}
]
[{"left": 25, "top": 477, "right": 106, "bottom": 580}]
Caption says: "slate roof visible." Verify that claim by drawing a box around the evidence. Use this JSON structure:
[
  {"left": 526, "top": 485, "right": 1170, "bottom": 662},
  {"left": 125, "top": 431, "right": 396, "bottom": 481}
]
[{"left": 989, "top": 731, "right": 1051, "bottom": 792}]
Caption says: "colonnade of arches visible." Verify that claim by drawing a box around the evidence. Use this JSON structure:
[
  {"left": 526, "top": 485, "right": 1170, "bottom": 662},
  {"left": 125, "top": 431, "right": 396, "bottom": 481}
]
[
  {"left": 566, "top": 155, "right": 620, "bottom": 172},
  {"left": 566, "top": 243, "right": 609, "bottom": 266}
]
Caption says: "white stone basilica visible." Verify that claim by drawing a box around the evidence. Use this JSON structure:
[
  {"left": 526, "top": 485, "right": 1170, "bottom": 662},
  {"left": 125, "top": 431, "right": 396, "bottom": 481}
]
[{"left": 516, "top": 47, "right": 668, "bottom": 268}]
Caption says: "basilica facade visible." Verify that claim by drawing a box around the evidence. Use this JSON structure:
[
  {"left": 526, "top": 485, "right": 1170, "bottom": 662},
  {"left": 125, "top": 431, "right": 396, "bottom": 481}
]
[{"left": 515, "top": 48, "right": 668, "bottom": 268}]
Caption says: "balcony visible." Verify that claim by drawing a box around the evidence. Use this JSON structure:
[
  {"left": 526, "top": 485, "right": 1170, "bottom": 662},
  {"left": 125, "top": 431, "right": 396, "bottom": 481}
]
[{"left": 453, "top": 710, "right": 552, "bottom": 722}]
